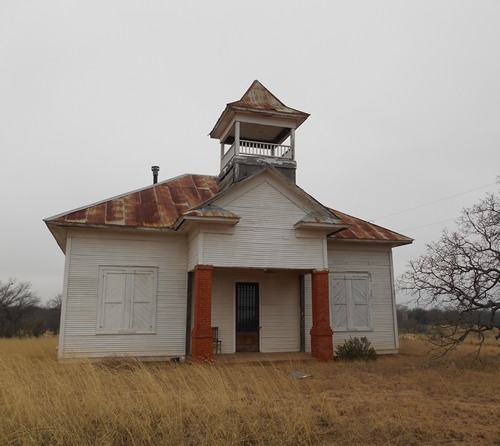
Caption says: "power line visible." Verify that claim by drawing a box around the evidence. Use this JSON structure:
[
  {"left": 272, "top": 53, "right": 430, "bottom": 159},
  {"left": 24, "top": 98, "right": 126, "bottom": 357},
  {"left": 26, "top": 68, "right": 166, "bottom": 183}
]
[
  {"left": 372, "top": 182, "right": 497, "bottom": 222},
  {"left": 400, "top": 218, "right": 456, "bottom": 232}
]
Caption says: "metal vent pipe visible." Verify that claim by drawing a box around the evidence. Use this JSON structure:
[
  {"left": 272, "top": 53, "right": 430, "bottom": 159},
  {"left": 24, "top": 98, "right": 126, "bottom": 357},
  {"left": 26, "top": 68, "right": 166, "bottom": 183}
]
[{"left": 151, "top": 165, "right": 160, "bottom": 184}]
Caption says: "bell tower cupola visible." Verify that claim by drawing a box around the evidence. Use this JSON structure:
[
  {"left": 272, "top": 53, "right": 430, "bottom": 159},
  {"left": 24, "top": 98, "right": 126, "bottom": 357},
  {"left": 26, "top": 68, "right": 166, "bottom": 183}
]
[{"left": 210, "top": 80, "right": 309, "bottom": 191}]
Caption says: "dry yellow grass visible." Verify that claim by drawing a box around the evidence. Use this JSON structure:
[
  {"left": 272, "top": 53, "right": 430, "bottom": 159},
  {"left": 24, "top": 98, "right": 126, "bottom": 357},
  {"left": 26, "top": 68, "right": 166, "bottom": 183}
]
[{"left": 1, "top": 336, "right": 499, "bottom": 445}]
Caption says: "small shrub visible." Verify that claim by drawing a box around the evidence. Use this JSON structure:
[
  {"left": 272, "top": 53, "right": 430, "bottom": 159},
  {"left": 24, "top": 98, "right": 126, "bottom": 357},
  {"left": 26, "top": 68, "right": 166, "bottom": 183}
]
[{"left": 335, "top": 336, "right": 378, "bottom": 361}]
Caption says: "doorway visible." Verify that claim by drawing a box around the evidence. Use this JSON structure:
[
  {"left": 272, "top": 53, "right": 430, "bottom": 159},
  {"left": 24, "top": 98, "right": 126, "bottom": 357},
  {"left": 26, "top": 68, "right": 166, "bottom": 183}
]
[{"left": 235, "top": 282, "right": 259, "bottom": 352}]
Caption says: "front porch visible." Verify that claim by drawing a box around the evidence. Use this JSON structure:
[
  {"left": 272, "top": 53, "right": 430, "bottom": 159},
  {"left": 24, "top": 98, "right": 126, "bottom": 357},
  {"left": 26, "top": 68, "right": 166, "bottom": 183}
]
[{"left": 189, "top": 265, "right": 334, "bottom": 362}]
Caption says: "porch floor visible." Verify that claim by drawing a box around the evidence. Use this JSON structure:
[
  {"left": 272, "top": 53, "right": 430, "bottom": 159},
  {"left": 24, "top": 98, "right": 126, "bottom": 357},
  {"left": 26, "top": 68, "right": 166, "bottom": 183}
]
[{"left": 213, "top": 352, "right": 315, "bottom": 364}]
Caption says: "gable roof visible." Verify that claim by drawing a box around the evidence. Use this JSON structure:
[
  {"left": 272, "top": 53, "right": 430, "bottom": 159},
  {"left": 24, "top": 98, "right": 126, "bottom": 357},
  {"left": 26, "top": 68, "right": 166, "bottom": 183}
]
[
  {"left": 188, "top": 165, "right": 344, "bottom": 223},
  {"left": 45, "top": 172, "right": 412, "bottom": 249}
]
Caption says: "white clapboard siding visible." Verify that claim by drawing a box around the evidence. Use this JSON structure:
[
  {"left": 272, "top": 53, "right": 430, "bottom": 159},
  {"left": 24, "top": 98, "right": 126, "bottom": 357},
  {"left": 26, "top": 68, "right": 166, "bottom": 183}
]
[
  {"left": 260, "top": 272, "right": 300, "bottom": 352},
  {"left": 187, "top": 230, "right": 200, "bottom": 271},
  {"left": 305, "top": 242, "right": 398, "bottom": 354},
  {"left": 203, "top": 177, "right": 325, "bottom": 270},
  {"left": 60, "top": 230, "right": 188, "bottom": 359},
  {"left": 212, "top": 269, "right": 301, "bottom": 353}
]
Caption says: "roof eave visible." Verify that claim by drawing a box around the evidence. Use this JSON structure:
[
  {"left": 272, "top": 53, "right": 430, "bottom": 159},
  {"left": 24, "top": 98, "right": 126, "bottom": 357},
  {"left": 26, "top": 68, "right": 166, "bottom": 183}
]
[
  {"left": 45, "top": 221, "right": 67, "bottom": 253},
  {"left": 173, "top": 215, "right": 240, "bottom": 231},
  {"left": 294, "top": 222, "right": 348, "bottom": 231},
  {"left": 209, "top": 104, "right": 310, "bottom": 140},
  {"left": 328, "top": 238, "right": 414, "bottom": 247},
  {"left": 46, "top": 221, "right": 176, "bottom": 233}
]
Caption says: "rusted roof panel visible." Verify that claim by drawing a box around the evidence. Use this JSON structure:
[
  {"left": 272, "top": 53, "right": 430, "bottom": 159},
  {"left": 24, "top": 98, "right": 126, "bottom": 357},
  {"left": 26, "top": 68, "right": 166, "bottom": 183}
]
[
  {"left": 45, "top": 172, "right": 411, "bottom": 245},
  {"left": 106, "top": 200, "right": 124, "bottom": 224},
  {"left": 209, "top": 80, "right": 310, "bottom": 140},
  {"left": 86, "top": 203, "right": 106, "bottom": 225},
  {"left": 64, "top": 208, "right": 87, "bottom": 222},
  {"left": 328, "top": 208, "right": 412, "bottom": 244},
  {"left": 192, "top": 175, "right": 214, "bottom": 189},
  {"left": 46, "top": 174, "right": 219, "bottom": 229},
  {"left": 229, "top": 80, "right": 309, "bottom": 116}
]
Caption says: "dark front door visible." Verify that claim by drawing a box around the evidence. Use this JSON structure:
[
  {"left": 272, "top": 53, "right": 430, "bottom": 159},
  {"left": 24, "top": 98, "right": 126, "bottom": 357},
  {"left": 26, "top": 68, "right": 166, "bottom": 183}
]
[{"left": 236, "top": 283, "right": 259, "bottom": 352}]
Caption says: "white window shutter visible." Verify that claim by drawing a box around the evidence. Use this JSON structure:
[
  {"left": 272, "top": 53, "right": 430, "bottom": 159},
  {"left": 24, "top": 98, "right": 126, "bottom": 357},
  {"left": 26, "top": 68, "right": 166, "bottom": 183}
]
[
  {"left": 98, "top": 267, "right": 157, "bottom": 334},
  {"left": 352, "top": 277, "right": 370, "bottom": 330},
  {"left": 131, "top": 271, "right": 154, "bottom": 331},
  {"left": 102, "top": 271, "right": 127, "bottom": 330},
  {"left": 329, "top": 273, "right": 372, "bottom": 331},
  {"left": 331, "top": 277, "right": 348, "bottom": 330}
]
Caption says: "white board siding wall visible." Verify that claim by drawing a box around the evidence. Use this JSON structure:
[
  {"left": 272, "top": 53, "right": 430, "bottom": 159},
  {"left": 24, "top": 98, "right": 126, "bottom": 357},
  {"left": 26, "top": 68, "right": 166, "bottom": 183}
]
[
  {"left": 61, "top": 230, "right": 188, "bottom": 359},
  {"left": 304, "top": 242, "right": 398, "bottom": 354},
  {"left": 212, "top": 269, "right": 300, "bottom": 353},
  {"left": 187, "top": 230, "right": 200, "bottom": 271},
  {"left": 203, "top": 180, "right": 325, "bottom": 270}
]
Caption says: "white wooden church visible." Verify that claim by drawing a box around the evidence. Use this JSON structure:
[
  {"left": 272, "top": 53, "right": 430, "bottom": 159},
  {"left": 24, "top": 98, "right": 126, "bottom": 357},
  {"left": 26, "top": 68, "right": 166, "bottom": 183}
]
[{"left": 45, "top": 81, "right": 412, "bottom": 361}]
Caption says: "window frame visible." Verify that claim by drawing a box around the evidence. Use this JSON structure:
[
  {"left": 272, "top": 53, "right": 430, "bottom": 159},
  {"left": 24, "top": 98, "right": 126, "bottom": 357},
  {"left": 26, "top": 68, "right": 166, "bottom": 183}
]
[
  {"left": 329, "top": 273, "right": 373, "bottom": 332},
  {"left": 96, "top": 266, "right": 158, "bottom": 335}
]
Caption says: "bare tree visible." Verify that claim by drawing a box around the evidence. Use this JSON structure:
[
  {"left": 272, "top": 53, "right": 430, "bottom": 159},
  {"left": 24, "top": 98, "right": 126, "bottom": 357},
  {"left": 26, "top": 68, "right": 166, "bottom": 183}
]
[
  {"left": 399, "top": 191, "right": 500, "bottom": 354},
  {"left": 45, "top": 292, "right": 62, "bottom": 334},
  {"left": 46, "top": 292, "right": 62, "bottom": 310},
  {"left": 0, "top": 279, "right": 40, "bottom": 337}
]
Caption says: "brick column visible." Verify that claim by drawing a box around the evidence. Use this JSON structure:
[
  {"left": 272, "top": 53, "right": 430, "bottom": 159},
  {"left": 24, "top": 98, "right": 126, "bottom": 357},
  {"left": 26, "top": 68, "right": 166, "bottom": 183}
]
[
  {"left": 310, "top": 269, "right": 334, "bottom": 361},
  {"left": 191, "top": 265, "right": 214, "bottom": 361}
]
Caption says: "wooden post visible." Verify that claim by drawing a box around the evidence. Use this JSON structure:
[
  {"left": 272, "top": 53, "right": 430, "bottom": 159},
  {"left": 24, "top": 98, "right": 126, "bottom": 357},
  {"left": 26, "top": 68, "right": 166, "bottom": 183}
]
[
  {"left": 235, "top": 121, "right": 240, "bottom": 156},
  {"left": 220, "top": 143, "right": 224, "bottom": 169},
  {"left": 290, "top": 128, "right": 295, "bottom": 160}
]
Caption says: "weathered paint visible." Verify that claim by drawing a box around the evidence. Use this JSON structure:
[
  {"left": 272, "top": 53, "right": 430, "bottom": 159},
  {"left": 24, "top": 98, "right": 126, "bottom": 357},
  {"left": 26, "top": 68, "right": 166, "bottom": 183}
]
[{"left": 59, "top": 230, "right": 188, "bottom": 359}]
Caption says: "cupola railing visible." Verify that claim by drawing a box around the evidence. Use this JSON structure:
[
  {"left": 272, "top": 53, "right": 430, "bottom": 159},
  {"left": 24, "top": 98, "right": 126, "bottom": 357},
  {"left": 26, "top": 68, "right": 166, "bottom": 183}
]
[{"left": 221, "top": 139, "right": 293, "bottom": 169}]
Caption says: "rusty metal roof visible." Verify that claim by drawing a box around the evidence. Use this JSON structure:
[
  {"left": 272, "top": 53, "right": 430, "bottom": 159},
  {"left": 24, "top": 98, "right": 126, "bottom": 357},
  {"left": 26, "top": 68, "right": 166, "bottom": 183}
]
[
  {"left": 45, "top": 174, "right": 219, "bottom": 229},
  {"left": 229, "top": 80, "right": 310, "bottom": 116},
  {"left": 46, "top": 173, "right": 412, "bottom": 246},
  {"left": 209, "top": 80, "right": 309, "bottom": 140},
  {"left": 328, "top": 208, "right": 413, "bottom": 245}
]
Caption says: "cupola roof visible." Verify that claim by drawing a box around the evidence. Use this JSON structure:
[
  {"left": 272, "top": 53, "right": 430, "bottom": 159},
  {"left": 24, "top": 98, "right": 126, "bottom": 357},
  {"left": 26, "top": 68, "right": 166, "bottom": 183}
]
[{"left": 209, "top": 80, "right": 309, "bottom": 141}]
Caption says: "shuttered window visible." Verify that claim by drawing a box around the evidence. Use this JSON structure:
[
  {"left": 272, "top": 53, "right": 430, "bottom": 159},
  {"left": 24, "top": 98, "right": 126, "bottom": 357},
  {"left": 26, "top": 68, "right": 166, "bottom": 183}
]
[
  {"left": 329, "top": 274, "right": 371, "bottom": 331},
  {"left": 97, "top": 267, "right": 157, "bottom": 334}
]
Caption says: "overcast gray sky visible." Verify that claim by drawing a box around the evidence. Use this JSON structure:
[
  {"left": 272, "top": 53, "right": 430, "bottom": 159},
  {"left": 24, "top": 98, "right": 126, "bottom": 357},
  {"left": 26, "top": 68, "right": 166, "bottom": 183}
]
[{"left": 1, "top": 1, "right": 499, "bottom": 304}]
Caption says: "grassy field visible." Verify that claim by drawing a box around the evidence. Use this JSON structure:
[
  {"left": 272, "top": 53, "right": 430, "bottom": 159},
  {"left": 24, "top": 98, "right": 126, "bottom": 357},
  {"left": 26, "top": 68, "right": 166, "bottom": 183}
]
[{"left": 1, "top": 336, "right": 499, "bottom": 445}]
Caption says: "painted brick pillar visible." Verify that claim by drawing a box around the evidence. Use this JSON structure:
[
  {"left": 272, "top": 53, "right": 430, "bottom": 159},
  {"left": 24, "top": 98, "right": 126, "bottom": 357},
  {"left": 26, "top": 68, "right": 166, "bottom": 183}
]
[
  {"left": 191, "top": 265, "right": 214, "bottom": 361},
  {"left": 310, "top": 269, "right": 334, "bottom": 361}
]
